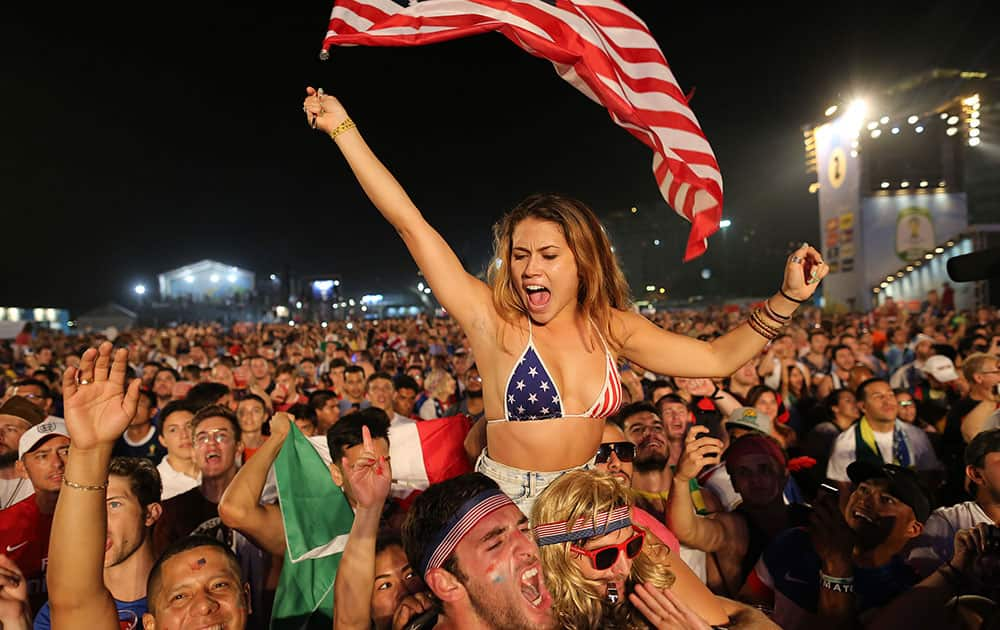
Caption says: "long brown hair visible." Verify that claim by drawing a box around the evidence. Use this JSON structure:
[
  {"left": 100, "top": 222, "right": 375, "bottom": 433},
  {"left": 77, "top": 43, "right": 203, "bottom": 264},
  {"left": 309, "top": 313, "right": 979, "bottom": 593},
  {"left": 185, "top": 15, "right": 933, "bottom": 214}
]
[{"left": 487, "top": 194, "right": 631, "bottom": 350}]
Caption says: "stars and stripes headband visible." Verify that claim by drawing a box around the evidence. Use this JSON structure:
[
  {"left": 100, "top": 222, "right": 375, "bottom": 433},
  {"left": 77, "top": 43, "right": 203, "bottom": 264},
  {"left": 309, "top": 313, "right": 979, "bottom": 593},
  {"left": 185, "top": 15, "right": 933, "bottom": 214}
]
[
  {"left": 418, "top": 489, "right": 515, "bottom": 577},
  {"left": 533, "top": 505, "right": 632, "bottom": 547}
]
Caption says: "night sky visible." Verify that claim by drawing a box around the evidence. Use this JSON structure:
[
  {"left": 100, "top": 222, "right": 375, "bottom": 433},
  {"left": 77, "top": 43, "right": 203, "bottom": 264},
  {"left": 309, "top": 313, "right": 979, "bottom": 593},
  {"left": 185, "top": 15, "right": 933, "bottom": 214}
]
[{"left": 3, "top": 1, "right": 996, "bottom": 314}]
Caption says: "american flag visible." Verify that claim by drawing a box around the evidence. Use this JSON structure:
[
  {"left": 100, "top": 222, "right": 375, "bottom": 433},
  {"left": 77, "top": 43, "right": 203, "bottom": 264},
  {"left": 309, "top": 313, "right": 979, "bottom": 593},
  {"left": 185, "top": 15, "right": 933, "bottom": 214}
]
[{"left": 320, "top": 0, "right": 723, "bottom": 260}]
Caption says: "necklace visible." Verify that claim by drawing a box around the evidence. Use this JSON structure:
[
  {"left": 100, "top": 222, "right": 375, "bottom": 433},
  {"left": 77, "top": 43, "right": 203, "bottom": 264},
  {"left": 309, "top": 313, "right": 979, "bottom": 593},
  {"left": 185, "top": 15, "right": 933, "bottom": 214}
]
[{"left": 2, "top": 478, "right": 26, "bottom": 509}]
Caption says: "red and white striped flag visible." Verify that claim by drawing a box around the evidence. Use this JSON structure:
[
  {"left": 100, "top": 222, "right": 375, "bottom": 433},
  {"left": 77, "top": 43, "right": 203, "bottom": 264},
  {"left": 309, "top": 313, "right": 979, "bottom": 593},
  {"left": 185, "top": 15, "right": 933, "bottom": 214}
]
[{"left": 320, "top": 0, "right": 724, "bottom": 260}]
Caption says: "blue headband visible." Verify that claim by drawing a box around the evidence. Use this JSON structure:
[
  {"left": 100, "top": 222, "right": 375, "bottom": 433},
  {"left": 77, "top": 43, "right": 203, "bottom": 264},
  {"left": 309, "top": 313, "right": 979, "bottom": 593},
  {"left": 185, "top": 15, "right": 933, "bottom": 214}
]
[{"left": 418, "top": 489, "right": 514, "bottom": 576}]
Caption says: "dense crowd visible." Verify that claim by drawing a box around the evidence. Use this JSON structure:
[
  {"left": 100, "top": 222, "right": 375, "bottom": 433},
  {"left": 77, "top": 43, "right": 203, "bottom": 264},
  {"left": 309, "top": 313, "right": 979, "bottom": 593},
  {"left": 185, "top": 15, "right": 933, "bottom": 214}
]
[
  {"left": 0, "top": 86, "right": 995, "bottom": 629},
  {"left": 0, "top": 295, "right": 997, "bottom": 629}
]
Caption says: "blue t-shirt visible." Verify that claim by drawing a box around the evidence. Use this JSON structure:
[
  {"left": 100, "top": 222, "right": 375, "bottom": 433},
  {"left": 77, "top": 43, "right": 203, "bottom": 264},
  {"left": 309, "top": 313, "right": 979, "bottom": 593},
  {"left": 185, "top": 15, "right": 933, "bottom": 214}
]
[
  {"left": 758, "top": 528, "right": 917, "bottom": 618},
  {"left": 34, "top": 596, "right": 148, "bottom": 629}
]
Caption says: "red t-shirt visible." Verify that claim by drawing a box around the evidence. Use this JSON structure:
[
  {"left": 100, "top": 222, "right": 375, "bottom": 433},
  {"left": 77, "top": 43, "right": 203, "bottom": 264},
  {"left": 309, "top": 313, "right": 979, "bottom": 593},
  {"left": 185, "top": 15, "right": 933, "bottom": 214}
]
[
  {"left": 243, "top": 437, "right": 269, "bottom": 462},
  {"left": 0, "top": 495, "right": 54, "bottom": 610}
]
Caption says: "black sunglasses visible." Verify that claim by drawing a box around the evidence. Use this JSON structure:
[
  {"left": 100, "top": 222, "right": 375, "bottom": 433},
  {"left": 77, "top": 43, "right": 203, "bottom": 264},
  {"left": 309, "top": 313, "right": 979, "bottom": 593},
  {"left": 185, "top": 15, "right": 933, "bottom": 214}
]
[{"left": 596, "top": 441, "right": 636, "bottom": 464}]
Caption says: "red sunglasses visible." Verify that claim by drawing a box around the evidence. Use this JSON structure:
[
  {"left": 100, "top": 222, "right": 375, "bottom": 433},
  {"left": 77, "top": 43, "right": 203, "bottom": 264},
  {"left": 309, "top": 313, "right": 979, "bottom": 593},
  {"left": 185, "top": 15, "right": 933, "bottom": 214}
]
[{"left": 570, "top": 527, "right": 645, "bottom": 571}]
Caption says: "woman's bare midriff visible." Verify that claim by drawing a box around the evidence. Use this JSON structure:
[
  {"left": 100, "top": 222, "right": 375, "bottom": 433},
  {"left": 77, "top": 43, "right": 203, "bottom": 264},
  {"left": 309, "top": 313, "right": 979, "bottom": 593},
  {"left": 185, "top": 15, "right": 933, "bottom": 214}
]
[{"left": 486, "top": 417, "right": 605, "bottom": 471}]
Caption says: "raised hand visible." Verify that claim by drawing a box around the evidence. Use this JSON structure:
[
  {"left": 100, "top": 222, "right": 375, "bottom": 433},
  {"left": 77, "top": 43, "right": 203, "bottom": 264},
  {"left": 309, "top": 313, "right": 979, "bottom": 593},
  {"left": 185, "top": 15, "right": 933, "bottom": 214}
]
[
  {"left": 303, "top": 87, "right": 350, "bottom": 136},
  {"left": 808, "top": 492, "right": 855, "bottom": 569},
  {"left": 391, "top": 592, "right": 436, "bottom": 630},
  {"left": 675, "top": 425, "right": 723, "bottom": 483},
  {"left": 629, "top": 583, "right": 712, "bottom": 630},
  {"left": 61, "top": 342, "right": 140, "bottom": 451},
  {"left": 269, "top": 411, "right": 292, "bottom": 442},
  {"left": 782, "top": 243, "right": 829, "bottom": 301},
  {"left": 685, "top": 378, "right": 717, "bottom": 398},
  {"left": 340, "top": 425, "right": 390, "bottom": 511},
  {"left": 0, "top": 554, "right": 30, "bottom": 627}
]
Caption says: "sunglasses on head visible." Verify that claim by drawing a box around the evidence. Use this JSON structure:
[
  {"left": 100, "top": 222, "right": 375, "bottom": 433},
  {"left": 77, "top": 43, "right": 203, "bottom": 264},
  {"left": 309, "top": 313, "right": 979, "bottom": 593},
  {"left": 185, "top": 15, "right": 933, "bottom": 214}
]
[
  {"left": 596, "top": 441, "right": 636, "bottom": 464},
  {"left": 571, "top": 527, "right": 645, "bottom": 571}
]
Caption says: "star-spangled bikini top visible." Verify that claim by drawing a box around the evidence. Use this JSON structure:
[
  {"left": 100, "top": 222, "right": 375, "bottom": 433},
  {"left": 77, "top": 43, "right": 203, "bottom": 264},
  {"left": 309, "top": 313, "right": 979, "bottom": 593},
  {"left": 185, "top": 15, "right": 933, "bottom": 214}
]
[{"left": 487, "top": 320, "right": 623, "bottom": 423}]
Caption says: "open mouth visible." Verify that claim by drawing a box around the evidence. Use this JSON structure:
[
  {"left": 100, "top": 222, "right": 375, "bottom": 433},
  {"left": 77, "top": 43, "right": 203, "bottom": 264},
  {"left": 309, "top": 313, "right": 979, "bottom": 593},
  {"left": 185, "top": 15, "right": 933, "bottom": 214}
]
[
  {"left": 524, "top": 285, "right": 551, "bottom": 310},
  {"left": 852, "top": 510, "right": 876, "bottom": 524},
  {"left": 520, "top": 565, "right": 547, "bottom": 608}
]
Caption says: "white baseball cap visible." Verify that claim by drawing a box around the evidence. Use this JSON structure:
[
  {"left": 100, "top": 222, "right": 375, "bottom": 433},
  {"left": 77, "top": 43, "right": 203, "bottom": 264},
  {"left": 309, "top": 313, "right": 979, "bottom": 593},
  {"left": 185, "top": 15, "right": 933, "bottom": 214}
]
[
  {"left": 921, "top": 355, "right": 959, "bottom": 383},
  {"left": 18, "top": 419, "right": 70, "bottom": 459}
]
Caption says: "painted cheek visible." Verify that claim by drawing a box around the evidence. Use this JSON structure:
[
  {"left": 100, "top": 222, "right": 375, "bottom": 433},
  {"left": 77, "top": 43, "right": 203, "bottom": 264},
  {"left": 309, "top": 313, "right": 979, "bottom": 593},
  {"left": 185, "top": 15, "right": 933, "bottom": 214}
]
[{"left": 484, "top": 561, "right": 505, "bottom": 584}]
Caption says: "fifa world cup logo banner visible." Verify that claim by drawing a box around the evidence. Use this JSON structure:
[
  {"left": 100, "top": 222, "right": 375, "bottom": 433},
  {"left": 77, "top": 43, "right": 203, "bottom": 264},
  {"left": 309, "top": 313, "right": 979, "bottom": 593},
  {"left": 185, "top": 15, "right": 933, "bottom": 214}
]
[{"left": 895, "top": 206, "right": 935, "bottom": 263}]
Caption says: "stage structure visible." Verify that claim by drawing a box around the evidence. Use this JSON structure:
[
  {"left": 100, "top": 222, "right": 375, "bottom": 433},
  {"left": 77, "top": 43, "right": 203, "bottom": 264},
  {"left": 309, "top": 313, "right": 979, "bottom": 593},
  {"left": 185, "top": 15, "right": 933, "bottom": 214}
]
[
  {"left": 158, "top": 260, "right": 255, "bottom": 301},
  {"left": 804, "top": 69, "right": 998, "bottom": 311}
]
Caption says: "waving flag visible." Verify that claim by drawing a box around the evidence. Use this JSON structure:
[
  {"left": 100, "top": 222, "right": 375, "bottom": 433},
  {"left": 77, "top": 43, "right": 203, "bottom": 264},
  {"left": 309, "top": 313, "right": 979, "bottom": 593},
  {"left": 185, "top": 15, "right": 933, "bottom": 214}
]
[
  {"left": 320, "top": 0, "right": 723, "bottom": 260},
  {"left": 272, "top": 423, "right": 351, "bottom": 629}
]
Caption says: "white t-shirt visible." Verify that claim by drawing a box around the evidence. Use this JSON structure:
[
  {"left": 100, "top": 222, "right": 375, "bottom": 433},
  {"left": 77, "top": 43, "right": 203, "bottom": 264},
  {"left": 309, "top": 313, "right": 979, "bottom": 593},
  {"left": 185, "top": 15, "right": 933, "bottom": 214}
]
[
  {"left": 679, "top": 544, "right": 707, "bottom": 583},
  {"left": 156, "top": 458, "right": 201, "bottom": 501},
  {"left": 907, "top": 501, "right": 993, "bottom": 577},
  {"left": 0, "top": 476, "right": 33, "bottom": 510},
  {"left": 826, "top": 420, "right": 942, "bottom": 482}
]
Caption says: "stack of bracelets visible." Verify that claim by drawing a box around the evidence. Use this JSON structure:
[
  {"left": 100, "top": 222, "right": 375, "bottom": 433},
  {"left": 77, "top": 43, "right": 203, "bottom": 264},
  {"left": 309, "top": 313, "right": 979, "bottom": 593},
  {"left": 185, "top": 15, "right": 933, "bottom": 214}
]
[{"left": 746, "top": 288, "right": 804, "bottom": 341}]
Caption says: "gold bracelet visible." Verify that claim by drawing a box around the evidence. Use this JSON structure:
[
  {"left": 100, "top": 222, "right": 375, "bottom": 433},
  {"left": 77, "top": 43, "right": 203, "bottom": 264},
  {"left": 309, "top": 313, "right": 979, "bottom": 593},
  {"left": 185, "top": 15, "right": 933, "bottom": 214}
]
[
  {"left": 329, "top": 118, "right": 356, "bottom": 140},
  {"left": 63, "top": 477, "right": 108, "bottom": 492}
]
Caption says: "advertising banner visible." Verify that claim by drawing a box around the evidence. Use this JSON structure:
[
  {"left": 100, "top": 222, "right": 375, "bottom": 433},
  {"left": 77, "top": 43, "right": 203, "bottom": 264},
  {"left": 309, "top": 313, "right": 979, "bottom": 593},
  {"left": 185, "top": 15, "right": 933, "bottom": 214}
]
[
  {"left": 815, "top": 114, "right": 862, "bottom": 310},
  {"left": 860, "top": 192, "right": 968, "bottom": 294}
]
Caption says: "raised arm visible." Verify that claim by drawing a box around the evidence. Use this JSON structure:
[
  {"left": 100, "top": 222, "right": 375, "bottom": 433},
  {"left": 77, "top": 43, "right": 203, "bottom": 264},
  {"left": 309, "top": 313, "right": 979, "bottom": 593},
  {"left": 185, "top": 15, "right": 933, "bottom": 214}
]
[
  {"left": 0, "top": 555, "right": 32, "bottom": 630},
  {"left": 961, "top": 396, "right": 1000, "bottom": 443},
  {"left": 303, "top": 87, "right": 493, "bottom": 332},
  {"left": 617, "top": 244, "right": 827, "bottom": 377},
  {"left": 333, "top": 425, "right": 391, "bottom": 630},
  {"left": 666, "top": 427, "right": 729, "bottom": 552},
  {"left": 218, "top": 413, "right": 291, "bottom": 555},
  {"left": 49, "top": 343, "right": 137, "bottom": 629}
]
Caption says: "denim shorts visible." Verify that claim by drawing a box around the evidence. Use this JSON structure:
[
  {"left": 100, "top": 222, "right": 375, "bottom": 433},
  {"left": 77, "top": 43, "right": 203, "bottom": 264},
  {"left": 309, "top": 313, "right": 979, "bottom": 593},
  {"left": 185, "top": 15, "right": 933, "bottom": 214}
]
[{"left": 475, "top": 449, "right": 596, "bottom": 517}]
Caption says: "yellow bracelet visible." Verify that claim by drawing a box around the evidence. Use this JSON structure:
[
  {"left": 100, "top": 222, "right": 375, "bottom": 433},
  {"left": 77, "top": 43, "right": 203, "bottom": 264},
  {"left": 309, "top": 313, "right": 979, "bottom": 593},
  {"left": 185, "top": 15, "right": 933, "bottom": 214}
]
[
  {"left": 63, "top": 477, "right": 108, "bottom": 492},
  {"left": 329, "top": 118, "right": 356, "bottom": 140}
]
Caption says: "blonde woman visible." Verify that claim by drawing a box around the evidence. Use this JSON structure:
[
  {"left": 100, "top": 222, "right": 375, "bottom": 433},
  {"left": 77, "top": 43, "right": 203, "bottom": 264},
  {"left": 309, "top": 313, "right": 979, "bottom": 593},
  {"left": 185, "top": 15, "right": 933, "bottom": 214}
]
[
  {"left": 417, "top": 368, "right": 457, "bottom": 420},
  {"left": 303, "top": 88, "right": 827, "bottom": 513}
]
